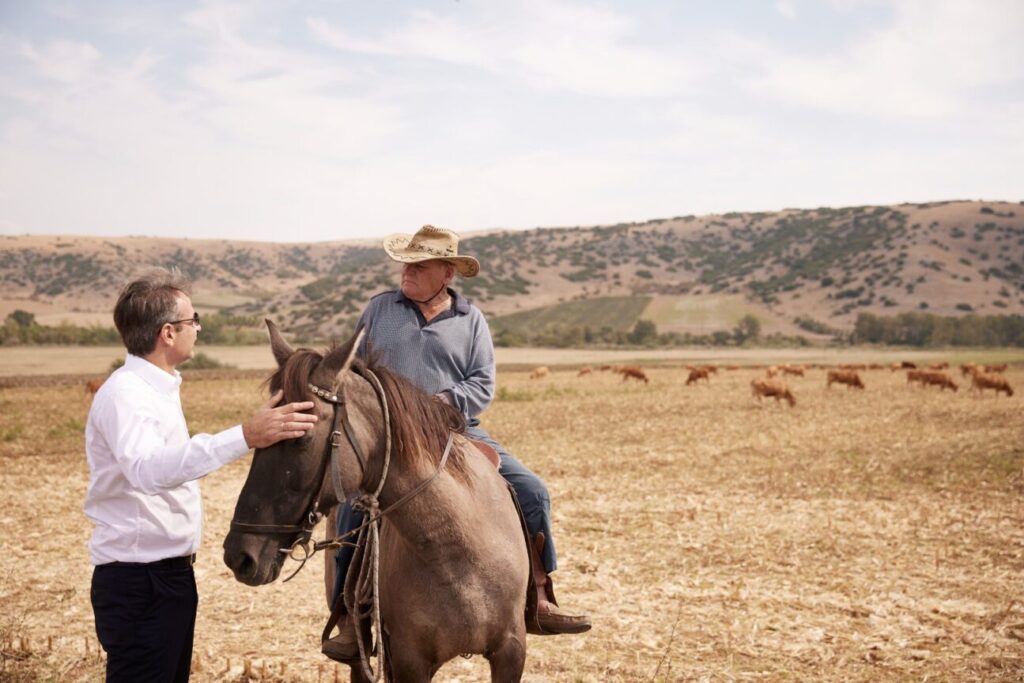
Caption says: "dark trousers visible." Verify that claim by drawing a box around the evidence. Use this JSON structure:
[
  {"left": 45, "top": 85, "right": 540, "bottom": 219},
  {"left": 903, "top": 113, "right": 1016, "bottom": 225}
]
[
  {"left": 333, "top": 425, "right": 556, "bottom": 604},
  {"left": 91, "top": 563, "right": 198, "bottom": 683}
]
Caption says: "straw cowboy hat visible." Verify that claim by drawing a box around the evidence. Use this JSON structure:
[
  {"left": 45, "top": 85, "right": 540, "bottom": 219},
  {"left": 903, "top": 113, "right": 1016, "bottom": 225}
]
[{"left": 382, "top": 225, "right": 480, "bottom": 278}]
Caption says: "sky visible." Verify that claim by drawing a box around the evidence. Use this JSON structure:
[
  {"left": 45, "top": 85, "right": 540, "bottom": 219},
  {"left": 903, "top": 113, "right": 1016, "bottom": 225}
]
[{"left": 0, "top": 0, "right": 1022, "bottom": 242}]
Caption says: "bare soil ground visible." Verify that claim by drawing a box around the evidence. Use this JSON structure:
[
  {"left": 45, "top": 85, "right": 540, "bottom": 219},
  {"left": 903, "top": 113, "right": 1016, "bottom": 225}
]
[{"left": 1, "top": 364, "right": 1022, "bottom": 681}]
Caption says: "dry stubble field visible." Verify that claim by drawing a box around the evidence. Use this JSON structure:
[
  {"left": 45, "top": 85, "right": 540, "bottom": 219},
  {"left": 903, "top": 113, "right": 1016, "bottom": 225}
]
[{"left": 1, "top": 363, "right": 1023, "bottom": 682}]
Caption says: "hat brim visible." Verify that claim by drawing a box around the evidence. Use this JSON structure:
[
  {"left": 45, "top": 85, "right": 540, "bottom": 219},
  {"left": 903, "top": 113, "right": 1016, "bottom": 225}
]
[{"left": 382, "top": 234, "right": 480, "bottom": 277}]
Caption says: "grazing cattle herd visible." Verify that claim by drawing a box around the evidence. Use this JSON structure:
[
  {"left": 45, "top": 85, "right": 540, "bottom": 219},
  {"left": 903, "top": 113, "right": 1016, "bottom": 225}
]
[
  {"left": 523, "top": 358, "right": 1017, "bottom": 407},
  {"left": 85, "top": 359, "right": 1016, "bottom": 406}
]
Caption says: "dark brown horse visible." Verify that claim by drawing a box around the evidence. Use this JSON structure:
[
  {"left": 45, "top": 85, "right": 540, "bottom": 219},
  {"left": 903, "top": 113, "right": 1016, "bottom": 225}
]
[{"left": 223, "top": 322, "right": 529, "bottom": 682}]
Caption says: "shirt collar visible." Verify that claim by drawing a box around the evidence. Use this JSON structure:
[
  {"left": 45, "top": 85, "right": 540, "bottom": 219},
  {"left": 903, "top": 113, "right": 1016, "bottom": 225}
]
[
  {"left": 393, "top": 288, "right": 470, "bottom": 314},
  {"left": 124, "top": 354, "right": 182, "bottom": 393}
]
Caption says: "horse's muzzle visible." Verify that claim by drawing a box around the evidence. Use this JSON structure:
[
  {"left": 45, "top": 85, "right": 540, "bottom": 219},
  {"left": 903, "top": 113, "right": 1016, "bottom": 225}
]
[{"left": 223, "top": 532, "right": 283, "bottom": 586}]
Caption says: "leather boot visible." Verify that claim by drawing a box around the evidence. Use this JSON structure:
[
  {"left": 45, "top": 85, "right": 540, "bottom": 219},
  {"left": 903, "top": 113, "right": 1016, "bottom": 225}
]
[
  {"left": 321, "top": 615, "right": 359, "bottom": 663},
  {"left": 529, "top": 532, "right": 592, "bottom": 635}
]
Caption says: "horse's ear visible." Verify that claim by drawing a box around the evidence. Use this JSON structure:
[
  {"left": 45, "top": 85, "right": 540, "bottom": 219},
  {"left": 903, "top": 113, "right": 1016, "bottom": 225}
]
[
  {"left": 265, "top": 319, "right": 294, "bottom": 367},
  {"left": 321, "top": 327, "right": 365, "bottom": 380}
]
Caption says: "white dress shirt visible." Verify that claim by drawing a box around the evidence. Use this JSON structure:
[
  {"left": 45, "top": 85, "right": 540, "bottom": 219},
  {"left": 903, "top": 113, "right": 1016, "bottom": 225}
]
[{"left": 84, "top": 354, "right": 250, "bottom": 565}]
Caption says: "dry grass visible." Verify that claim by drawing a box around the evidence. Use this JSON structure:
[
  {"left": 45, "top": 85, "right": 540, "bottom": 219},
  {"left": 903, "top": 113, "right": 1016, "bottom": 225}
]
[{"left": 1, "top": 364, "right": 1022, "bottom": 681}]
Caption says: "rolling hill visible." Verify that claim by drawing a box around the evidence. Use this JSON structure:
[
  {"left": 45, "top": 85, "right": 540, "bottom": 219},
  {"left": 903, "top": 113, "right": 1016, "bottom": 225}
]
[{"left": 1, "top": 200, "right": 1022, "bottom": 341}]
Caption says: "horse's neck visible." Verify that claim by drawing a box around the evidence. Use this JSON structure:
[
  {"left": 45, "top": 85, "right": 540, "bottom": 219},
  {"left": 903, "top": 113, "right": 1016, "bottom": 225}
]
[{"left": 376, "top": 455, "right": 485, "bottom": 540}]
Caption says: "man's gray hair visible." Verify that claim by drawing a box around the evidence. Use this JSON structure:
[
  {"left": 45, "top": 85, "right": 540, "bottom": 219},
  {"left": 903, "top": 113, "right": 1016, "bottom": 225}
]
[{"left": 114, "top": 267, "right": 192, "bottom": 357}]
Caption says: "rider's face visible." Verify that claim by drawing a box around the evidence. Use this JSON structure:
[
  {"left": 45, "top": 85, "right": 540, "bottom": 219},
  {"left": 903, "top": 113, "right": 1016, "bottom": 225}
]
[{"left": 400, "top": 260, "right": 452, "bottom": 302}]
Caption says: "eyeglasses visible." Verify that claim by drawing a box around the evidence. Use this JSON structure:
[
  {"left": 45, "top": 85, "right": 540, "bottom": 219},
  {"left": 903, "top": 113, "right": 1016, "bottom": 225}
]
[{"left": 166, "top": 312, "right": 201, "bottom": 327}]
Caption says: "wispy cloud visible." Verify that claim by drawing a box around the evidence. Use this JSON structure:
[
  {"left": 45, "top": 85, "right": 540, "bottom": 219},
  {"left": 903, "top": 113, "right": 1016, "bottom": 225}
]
[
  {"left": 308, "top": 0, "right": 696, "bottom": 98},
  {"left": 18, "top": 39, "right": 100, "bottom": 83},
  {"left": 775, "top": 0, "right": 798, "bottom": 19},
  {"left": 751, "top": 0, "right": 1024, "bottom": 118}
]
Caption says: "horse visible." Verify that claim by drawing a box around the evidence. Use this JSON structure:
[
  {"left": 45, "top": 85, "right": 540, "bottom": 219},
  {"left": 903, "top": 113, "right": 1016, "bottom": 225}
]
[{"left": 223, "top": 322, "right": 530, "bottom": 682}]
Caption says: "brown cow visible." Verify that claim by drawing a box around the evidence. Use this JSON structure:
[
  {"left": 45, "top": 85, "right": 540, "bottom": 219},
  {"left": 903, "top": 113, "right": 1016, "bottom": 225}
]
[
  {"left": 685, "top": 368, "right": 710, "bottom": 385},
  {"left": 620, "top": 366, "right": 649, "bottom": 384},
  {"left": 984, "top": 363, "right": 1008, "bottom": 373},
  {"left": 530, "top": 366, "right": 549, "bottom": 380},
  {"left": 901, "top": 361, "right": 917, "bottom": 369},
  {"left": 927, "top": 361, "right": 950, "bottom": 371},
  {"left": 827, "top": 369, "right": 865, "bottom": 390},
  {"left": 765, "top": 365, "right": 779, "bottom": 378},
  {"left": 839, "top": 363, "right": 867, "bottom": 371},
  {"left": 751, "top": 378, "right": 796, "bottom": 407},
  {"left": 577, "top": 367, "right": 593, "bottom": 377},
  {"left": 780, "top": 365, "right": 805, "bottom": 377},
  {"left": 960, "top": 363, "right": 978, "bottom": 377},
  {"left": 971, "top": 373, "right": 1014, "bottom": 397},
  {"left": 85, "top": 377, "right": 105, "bottom": 395},
  {"left": 919, "top": 371, "right": 958, "bottom": 392}
]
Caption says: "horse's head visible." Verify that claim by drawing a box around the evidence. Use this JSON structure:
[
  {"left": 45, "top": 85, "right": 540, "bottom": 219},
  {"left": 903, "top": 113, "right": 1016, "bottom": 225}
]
[{"left": 222, "top": 321, "right": 380, "bottom": 586}]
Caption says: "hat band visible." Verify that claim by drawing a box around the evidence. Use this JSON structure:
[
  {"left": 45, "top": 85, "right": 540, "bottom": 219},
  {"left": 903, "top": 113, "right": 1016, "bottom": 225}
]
[{"left": 405, "top": 242, "right": 457, "bottom": 257}]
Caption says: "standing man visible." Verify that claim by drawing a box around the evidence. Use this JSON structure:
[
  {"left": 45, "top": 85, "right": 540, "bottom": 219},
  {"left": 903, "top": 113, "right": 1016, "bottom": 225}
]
[
  {"left": 85, "top": 268, "right": 319, "bottom": 682},
  {"left": 323, "top": 226, "right": 590, "bottom": 662}
]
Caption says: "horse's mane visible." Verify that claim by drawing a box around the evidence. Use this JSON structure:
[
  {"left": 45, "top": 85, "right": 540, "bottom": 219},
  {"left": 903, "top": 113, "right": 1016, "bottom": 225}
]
[
  {"left": 264, "top": 346, "right": 471, "bottom": 482},
  {"left": 361, "top": 357, "right": 471, "bottom": 483}
]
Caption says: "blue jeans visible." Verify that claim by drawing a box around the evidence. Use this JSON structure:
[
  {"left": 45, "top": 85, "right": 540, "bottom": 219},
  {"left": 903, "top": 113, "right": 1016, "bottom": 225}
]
[{"left": 333, "top": 425, "right": 556, "bottom": 604}]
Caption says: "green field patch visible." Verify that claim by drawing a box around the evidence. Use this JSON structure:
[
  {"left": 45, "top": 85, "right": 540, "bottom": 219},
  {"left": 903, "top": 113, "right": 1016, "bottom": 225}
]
[
  {"left": 490, "top": 296, "right": 651, "bottom": 335},
  {"left": 642, "top": 294, "right": 795, "bottom": 335}
]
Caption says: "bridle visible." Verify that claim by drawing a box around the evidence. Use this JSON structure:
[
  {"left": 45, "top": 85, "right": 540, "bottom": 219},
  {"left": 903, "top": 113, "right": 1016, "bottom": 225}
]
[{"left": 228, "top": 365, "right": 453, "bottom": 581}]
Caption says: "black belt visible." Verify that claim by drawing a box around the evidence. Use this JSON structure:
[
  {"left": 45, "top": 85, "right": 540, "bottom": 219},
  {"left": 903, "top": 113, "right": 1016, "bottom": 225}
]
[{"left": 104, "top": 554, "right": 196, "bottom": 569}]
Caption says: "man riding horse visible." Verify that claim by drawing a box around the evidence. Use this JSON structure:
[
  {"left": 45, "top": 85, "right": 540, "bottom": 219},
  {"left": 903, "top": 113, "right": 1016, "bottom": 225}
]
[{"left": 323, "top": 225, "right": 592, "bottom": 661}]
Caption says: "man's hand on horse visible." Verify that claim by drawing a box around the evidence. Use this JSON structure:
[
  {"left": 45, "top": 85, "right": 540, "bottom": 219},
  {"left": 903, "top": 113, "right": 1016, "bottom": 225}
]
[{"left": 242, "top": 390, "right": 318, "bottom": 448}]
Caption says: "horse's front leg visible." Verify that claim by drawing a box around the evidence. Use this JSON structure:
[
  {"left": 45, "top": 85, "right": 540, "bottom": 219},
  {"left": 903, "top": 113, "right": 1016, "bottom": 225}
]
[
  {"left": 486, "top": 632, "right": 526, "bottom": 683},
  {"left": 385, "top": 656, "right": 435, "bottom": 683}
]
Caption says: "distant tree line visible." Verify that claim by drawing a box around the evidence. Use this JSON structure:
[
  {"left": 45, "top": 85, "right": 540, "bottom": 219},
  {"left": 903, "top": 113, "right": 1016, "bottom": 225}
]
[
  {"left": 9, "top": 307, "right": 1023, "bottom": 349},
  {"left": 1, "top": 310, "right": 267, "bottom": 346},
  {"left": 492, "top": 314, "right": 811, "bottom": 348},
  {"left": 852, "top": 312, "right": 1024, "bottom": 347}
]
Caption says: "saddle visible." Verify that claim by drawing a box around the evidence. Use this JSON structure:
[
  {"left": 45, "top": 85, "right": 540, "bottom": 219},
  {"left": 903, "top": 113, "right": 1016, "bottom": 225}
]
[{"left": 467, "top": 437, "right": 501, "bottom": 469}]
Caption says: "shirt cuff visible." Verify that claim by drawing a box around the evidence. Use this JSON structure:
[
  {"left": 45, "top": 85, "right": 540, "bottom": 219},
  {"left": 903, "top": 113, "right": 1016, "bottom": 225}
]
[{"left": 212, "top": 424, "right": 250, "bottom": 466}]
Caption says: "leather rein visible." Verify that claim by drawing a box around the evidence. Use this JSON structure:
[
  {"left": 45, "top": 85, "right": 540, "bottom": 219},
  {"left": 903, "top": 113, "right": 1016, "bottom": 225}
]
[{"left": 228, "top": 366, "right": 454, "bottom": 582}]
